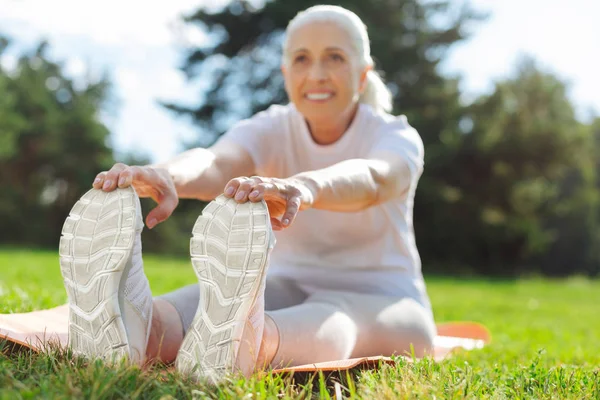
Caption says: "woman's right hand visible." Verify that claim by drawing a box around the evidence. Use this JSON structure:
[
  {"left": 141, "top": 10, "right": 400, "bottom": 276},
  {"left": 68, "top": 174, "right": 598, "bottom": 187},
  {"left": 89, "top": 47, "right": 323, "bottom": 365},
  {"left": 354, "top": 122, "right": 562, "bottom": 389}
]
[{"left": 92, "top": 163, "right": 179, "bottom": 229}]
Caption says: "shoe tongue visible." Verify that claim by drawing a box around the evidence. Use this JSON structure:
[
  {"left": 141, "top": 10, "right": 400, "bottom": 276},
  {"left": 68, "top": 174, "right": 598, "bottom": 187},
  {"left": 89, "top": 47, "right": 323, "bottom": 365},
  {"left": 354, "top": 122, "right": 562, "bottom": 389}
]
[
  {"left": 248, "top": 294, "right": 265, "bottom": 328},
  {"left": 134, "top": 195, "right": 144, "bottom": 232},
  {"left": 267, "top": 223, "right": 276, "bottom": 250},
  {"left": 136, "top": 215, "right": 144, "bottom": 232},
  {"left": 236, "top": 295, "right": 265, "bottom": 376}
]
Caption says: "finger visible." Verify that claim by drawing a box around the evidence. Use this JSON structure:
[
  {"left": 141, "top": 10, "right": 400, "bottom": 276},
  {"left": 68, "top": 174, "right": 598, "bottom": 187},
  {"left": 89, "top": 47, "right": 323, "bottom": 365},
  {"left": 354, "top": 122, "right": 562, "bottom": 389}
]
[
  {"left": 102, "top": 163, "right": 128, "bottom": 191},
  {"left": 93, "top": 172, "right": 107, "bottom": 189},
  {"left": 248, "top": 184, "right": 265, "bottom": 202},
  {"left": 259, "top": 181, "right": 290, "bottom": 206},
  {"left": 259, "top": 181, "right": 286, "bottom": 198},
  {"left": 125, "top": 166, "right": 155, "bottom": 192},
  {"left": 146, "top": 190, "right": 179, "bottom": 229},
  {"left": 130, "top": 166, "right": 169, "bottom": 203},
  {"left": 224, "top": 178, "right": 244, "bottom": 198},
  {"left": 117, "top": 167, "right": 136, "bottom": 188},
  {"left": 234, "top": 179, "right": 255, "bottom": 203},
  {"left": 281, "top": 194, "right": 302, "bottom": 227},
  {"left": 247, "top": 177, "right": 268, "bottom": 202},
  {"left": 270, "top": 217, "right": 283, "bottom": 231}
]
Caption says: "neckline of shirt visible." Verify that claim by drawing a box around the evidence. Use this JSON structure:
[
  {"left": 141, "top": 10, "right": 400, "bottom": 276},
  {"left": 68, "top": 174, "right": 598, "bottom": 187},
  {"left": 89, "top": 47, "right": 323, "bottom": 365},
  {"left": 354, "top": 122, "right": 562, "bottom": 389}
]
[{"left": 291, "top": 103, "right": 367, "bottom": 154}]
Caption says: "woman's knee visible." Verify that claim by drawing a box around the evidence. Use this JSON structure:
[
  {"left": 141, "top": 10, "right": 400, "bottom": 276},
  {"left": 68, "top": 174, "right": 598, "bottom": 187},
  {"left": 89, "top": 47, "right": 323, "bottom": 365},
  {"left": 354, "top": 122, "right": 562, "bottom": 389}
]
[
  {"left": 269, "top": 298, "right": 358, "bottom": 365},
  {"left": 301, "top": 291, "right": 365, "bottom": 359},
  {"left": 399, "top": 322, "right": 436, "bottom": 358},
  {"left": 378, "top": 299, "right": 436, "bottom": 358},
  {"left": 314, "top": 307, "right": 358, "bottom": 360}
]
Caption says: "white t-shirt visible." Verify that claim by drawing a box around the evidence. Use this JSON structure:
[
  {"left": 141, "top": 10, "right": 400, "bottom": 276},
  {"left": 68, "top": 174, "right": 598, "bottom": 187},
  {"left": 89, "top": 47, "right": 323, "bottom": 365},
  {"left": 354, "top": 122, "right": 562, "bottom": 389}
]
[{"left": 220, "top": 103, "right": 431, "bottom": 309}]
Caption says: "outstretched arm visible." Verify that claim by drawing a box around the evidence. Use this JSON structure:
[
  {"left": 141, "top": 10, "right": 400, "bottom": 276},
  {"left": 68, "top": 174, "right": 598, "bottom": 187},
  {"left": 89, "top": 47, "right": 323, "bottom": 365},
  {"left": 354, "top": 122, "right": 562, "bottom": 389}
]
[
  {"left": 291, "top": 154, "right": 412, "bottom": 212},
  {"left": 224, "top": 153, "right": 413, "bottom": 230},
  {"left": 152, "top": 140, "right": 255, "bottom": 201}
]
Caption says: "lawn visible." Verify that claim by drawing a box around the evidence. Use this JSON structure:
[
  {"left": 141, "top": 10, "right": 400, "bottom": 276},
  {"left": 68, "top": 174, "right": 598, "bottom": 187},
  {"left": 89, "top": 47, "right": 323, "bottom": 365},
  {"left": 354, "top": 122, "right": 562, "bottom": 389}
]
[{"left": 1, "top": 247, "right": 599, "bottom": 399}]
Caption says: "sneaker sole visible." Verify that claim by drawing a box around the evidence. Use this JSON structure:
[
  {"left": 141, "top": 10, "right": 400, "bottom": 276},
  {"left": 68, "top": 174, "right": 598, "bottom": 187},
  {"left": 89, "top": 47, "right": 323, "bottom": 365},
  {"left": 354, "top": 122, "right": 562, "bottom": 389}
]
[
  {"left": 176, "top": 195, "right": 271, "bottom": 382},
  {"left": 59, "top": 187, "right": 137, "bottom": 362}
]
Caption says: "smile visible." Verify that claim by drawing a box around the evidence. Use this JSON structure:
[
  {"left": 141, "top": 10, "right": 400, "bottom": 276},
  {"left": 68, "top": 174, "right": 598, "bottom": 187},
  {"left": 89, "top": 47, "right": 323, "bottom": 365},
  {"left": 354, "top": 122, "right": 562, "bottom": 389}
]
[{"left": 305, "top": 92, "right": 334, "bottom": 101}]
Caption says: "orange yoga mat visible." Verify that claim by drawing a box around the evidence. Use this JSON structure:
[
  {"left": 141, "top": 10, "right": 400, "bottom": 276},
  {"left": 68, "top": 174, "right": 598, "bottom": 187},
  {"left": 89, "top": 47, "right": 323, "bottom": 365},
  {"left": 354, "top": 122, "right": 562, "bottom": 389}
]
[{"left": 0, "top": 305, "right": 490, "bottom": 373}]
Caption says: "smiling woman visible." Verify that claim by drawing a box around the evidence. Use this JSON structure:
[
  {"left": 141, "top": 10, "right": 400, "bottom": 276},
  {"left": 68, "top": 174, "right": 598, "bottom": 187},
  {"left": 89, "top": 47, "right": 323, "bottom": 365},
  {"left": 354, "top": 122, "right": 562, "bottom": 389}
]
[
  {"left": 57, "top": 4, "right": 435, "bottom": 385},
  {"left": 282, "top": 6, "right": 392, "bottom": 145}
]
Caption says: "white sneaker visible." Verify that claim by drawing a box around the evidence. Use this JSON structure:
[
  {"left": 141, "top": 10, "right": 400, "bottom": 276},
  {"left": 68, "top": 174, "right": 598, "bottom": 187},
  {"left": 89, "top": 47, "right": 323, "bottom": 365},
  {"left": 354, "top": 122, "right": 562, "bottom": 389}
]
[
  {"left": 59, "top": 187, "right": 153, "bottom": 365},
  {"left": 176, "top": 195, "right": 274, "bottom": 383}
]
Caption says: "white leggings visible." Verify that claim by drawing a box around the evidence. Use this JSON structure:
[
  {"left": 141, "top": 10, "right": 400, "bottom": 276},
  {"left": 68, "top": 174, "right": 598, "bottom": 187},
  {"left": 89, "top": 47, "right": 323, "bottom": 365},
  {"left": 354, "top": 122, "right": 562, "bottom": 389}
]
[{"left": 159, "top": 276, "right": 437, "bottom": 367}]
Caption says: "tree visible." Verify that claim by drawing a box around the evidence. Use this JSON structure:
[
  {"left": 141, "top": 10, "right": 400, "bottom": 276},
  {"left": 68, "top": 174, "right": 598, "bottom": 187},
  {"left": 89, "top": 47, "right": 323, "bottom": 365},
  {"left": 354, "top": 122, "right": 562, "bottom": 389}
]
[
  {"left": 431, "top": 57, "right": 598, "bottom": 275},
  {"left": 0, "top": 38, "right": 114, "bottom": 247}
]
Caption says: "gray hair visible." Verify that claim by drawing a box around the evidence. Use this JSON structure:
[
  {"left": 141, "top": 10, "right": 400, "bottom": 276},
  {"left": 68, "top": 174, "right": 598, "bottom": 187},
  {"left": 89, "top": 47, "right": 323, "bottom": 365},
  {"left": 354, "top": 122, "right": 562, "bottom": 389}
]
[{"left": 283, "top": 5, "right": 393, "bottom": 113}]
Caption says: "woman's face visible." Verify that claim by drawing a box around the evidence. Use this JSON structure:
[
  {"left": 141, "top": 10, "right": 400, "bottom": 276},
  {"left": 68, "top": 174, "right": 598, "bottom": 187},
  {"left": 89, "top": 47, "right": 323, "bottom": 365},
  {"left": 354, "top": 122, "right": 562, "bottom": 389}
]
[{"left": 282, "top": 21, "right": 370, "bottom": 126}]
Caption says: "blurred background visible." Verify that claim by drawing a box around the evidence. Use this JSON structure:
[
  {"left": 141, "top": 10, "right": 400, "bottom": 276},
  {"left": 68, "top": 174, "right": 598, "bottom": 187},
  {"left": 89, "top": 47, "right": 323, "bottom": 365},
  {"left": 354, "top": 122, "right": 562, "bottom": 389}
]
[{"left": 0, "top": 0, "right": 598, "bottom": 277}]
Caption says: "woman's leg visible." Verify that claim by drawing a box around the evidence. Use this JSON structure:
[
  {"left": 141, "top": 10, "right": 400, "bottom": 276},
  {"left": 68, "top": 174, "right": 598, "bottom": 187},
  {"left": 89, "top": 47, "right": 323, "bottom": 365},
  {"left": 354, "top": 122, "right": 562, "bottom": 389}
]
[
  {"left": 266, "top": 290, "right": 436, "bottom": 368},
  {"left": 264, "top": 276, "right": 309, "bottom": 311},
  {"left": 147, "top": 276, "right": 309, "bottom": 364},
  {"left": 348, "top": 294, "right": 436, "bottom": 358},
  {"left": 145, "top": 284, "right": 198, "bottom": 363},
  {"left": 146, "top": 299, "right": 184, "bottom": 363}
]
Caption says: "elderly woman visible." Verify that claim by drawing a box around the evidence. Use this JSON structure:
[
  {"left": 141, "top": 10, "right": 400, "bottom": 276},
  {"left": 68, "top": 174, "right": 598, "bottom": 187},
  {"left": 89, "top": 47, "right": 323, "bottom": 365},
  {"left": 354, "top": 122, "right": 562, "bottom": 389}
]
[{"left": 59, "top": 5, "right": 436, "bottom": 382}]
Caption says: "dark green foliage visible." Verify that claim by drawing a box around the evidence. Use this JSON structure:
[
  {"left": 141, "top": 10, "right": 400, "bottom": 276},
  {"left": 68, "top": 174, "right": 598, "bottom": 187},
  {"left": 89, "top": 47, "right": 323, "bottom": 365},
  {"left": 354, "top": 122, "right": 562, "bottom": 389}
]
[
  {"left": 0, "top": 38, "right": 114, "bottom": 248},
  {"left": 420, "top": 58, "right": 599, "bottom": 276}
]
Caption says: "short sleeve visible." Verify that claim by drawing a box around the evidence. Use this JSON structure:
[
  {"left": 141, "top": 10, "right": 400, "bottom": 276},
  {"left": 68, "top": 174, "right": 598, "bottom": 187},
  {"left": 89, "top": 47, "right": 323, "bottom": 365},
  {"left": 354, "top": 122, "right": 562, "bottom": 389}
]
[
  {"left": 218, "top": 105, "right": 286, "bottom": 176},
  {"left": 369, "top": 115, "right": 425, "bottom": 180}
]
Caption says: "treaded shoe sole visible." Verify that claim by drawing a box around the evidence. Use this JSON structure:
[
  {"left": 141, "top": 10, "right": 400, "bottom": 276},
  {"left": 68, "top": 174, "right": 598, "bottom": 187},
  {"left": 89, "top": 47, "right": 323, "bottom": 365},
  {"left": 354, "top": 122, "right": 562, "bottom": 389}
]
[
  {"left": 59, "top": 187, "right": 137, "bottom": 362},
  {"left": 176, "top": 195, "right": 271, "bottom": 382}
]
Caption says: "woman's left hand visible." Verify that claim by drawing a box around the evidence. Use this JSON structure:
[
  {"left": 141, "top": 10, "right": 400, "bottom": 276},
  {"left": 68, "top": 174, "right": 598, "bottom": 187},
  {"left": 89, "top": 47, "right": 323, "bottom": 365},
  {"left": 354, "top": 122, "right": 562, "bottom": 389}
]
[{"left": 223, "top": 176, "right": 315, "bottom": 230}]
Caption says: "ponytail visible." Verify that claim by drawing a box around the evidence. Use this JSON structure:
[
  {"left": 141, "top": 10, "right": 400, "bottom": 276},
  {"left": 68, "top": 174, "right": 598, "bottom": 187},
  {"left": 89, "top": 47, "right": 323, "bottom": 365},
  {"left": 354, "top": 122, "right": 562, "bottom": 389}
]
[{"left": 359, "top": 69, "right": 393, "bottom": 113}]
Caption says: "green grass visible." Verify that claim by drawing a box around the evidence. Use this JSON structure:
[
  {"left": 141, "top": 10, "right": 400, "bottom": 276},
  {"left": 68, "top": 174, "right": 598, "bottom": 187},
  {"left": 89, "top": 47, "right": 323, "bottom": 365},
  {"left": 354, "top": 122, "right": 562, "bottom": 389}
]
[{"left": 1, "top": 247, "right": 600, "bottom": 399}]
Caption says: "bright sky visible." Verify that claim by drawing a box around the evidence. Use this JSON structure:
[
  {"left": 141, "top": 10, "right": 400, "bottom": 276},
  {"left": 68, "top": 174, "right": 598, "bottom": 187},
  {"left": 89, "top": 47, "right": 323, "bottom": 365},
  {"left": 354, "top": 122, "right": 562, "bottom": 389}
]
[{"left": 1, "top": 0, "right": 598, "bottom": 162}]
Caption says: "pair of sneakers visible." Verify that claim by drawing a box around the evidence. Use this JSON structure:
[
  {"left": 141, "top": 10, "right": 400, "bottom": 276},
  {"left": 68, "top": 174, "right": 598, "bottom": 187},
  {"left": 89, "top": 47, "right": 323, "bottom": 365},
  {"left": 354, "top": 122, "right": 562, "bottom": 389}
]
[{"left": 58, "top": 186, "right": 274, "bottom": 382}]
